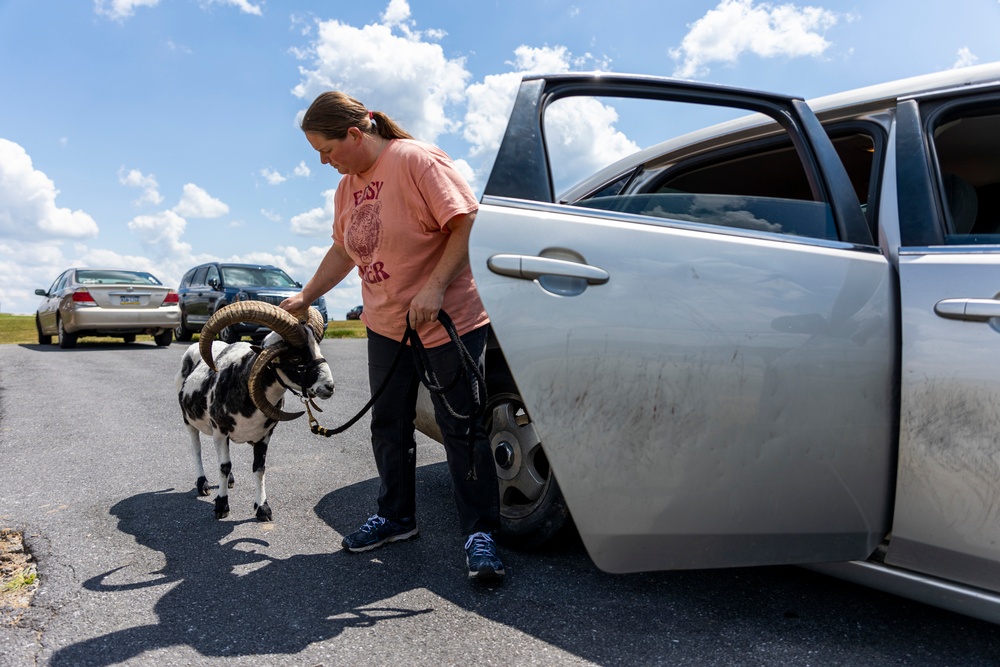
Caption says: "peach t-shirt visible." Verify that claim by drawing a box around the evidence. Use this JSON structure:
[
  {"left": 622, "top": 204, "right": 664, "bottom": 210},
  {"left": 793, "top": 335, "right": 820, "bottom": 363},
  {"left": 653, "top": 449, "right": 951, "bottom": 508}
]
[{"left": 332, "top": 139, "right": 489, "bottom": 347}]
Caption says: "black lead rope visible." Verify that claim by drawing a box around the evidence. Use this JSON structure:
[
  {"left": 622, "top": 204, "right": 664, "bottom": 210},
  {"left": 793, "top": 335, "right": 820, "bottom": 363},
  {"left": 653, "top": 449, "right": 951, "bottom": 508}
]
[{"left": 305, "top": 310, "right": 487, "bottom": 480}]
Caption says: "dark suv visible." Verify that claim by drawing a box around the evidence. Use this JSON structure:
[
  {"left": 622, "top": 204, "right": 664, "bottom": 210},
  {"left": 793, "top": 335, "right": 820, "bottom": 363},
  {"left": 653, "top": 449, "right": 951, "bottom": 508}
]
[{"left": 174, "top": 262, "right": 328, "bottom": 343}]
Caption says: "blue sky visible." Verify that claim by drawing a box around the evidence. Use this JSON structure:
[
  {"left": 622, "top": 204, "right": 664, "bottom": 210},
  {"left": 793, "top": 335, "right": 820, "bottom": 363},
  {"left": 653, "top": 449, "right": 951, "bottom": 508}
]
[{"left": 1, "top": 0, "right": 999, "bottom": 317}]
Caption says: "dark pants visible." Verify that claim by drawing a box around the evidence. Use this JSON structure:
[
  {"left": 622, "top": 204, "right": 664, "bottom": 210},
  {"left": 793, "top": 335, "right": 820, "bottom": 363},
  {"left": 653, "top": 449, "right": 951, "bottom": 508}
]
[{"left": 367, "top": 325, "right": 499, "bottom": 536}]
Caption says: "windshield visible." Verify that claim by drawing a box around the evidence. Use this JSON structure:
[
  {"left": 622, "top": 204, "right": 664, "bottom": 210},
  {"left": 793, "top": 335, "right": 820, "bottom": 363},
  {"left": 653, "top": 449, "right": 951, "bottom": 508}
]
[{"left": 221, "top": 266, "right": 297, "bottom": 288}]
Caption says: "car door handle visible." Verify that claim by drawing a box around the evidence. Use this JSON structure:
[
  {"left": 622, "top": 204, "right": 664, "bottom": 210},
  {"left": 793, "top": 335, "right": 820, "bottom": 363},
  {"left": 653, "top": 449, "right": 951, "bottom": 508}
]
[
  {"left": 934, "top": 297, "right": 1000, "bottom": 321},
  {"left": 487, "top": 254, "right": 610, "bottom": 284}
]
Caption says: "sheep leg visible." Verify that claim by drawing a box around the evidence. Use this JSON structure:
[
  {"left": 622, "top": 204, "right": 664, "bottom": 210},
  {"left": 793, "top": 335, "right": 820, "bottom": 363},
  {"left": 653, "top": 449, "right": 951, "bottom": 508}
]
[
  {"left": 252, "top": 439, "right": 272, "bottom": 522},
  {"left": 187, "top": 424, "right": 211, "bottom": 497},
  {"left": 213, "top": 434, "right": 232, "bottom": 519}
]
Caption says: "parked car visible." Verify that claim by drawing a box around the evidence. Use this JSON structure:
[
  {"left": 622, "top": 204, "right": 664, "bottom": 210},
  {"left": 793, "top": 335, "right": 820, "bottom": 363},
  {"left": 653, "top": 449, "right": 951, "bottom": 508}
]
[
  {"left": 174, "top": 263, "right": 328, "bottom": 343},
  {"left": 416, "top": 63, "right": 1000, "bottom": 624},
  {"left": 346, "top": 305, "right": 363, "bottom": 320},
  {"left": 34, "top": 268, "right": 178, "bottom": 348}
]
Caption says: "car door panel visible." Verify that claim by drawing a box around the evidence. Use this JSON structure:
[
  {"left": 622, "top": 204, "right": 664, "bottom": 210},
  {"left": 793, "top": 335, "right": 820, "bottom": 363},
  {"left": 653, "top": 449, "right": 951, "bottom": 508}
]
[
  {"left": 471, "top": 202, "right": 898, "bottom": 572},
  {"left": 884, "top": 95, "right": 1000, "bottom": 593},
  {"left": 888, "top": 252, "right": 1000, "bottom": 592}
]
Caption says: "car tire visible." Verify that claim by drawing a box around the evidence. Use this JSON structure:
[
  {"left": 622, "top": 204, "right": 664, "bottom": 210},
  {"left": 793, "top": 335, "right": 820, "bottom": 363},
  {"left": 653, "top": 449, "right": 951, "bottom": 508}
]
[
  {"left": 486, "top": 384, "right": 570, "bottom": 548},
  {"left": 153, "top": 329, "right": 172, "bottom": 347},
  {"left": 219, "top": 326, "right": 240, "bottom": 344},
  {"left": 57, "top": 318, "right": 77, "bottom": 349},
  {"left": 36, "top": 317, "right": 51, "bottom": 345},
  {"left": 175, "top": 311, "right": 193, "bottom": 342}
]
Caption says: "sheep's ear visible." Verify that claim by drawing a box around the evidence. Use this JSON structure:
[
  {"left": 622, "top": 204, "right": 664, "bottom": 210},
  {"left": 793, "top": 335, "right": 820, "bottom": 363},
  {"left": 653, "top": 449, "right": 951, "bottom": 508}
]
[{"left": 250, "top": 344, "right": 264, "bottom": 356}]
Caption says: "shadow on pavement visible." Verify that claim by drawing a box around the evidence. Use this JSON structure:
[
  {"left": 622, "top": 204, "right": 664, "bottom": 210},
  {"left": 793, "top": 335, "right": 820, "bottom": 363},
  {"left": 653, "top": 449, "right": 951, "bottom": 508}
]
[{"left": 50, "top": 462, "right": 1000, "bottom": 666}]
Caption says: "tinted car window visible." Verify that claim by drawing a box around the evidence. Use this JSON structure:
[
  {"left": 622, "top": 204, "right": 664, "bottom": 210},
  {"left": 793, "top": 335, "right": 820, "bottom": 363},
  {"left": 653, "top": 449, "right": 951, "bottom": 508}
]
[
  {"left": 574, "top": 123, "right": 878, "bottom": 243},
  {"left": 192, "top": 266, "right": 209, "bottom": 286},
  {"left": 75, "top": 270, "right": 161, "bottom": 285},
  {"left": 221, "top": 266, "right": 297, "bottom": 288},
  {"left": 205, "top": 265, "right": 220, "bottom": 287},
  {"left": 932, "top": 106, "right": 1000, "bottom": 244}
]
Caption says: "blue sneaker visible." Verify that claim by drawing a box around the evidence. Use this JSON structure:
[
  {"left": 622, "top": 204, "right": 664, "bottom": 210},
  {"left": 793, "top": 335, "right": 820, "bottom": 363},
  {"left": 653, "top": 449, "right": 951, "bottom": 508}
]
[
  {"left": 341, "top": 514, "right": 418, "bottom": 553},
  {"left": 464, "top": 532, "right": 505, "bottom": 580}
]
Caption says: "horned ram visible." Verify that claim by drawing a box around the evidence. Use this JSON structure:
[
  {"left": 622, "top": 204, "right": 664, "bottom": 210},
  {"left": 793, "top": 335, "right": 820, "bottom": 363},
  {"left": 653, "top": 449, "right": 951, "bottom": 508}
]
[{"left": 176, "top": 301, "right": 334, "bottom": 520}]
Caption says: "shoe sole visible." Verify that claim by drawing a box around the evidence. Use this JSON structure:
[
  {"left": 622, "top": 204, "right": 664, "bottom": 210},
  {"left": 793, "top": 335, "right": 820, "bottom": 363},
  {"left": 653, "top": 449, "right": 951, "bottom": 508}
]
[
  {"left": 468, "top": 567, "right": 505, "bottom": 580},
  {"left": 342, "top": 527, "right": 419, "bottom": 553}
]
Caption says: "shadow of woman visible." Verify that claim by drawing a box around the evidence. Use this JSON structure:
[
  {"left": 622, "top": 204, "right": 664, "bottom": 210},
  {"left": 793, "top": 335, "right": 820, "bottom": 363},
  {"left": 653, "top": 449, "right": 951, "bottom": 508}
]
[{"left": 49, "top": 485, "right": 436, "bottom": 667}]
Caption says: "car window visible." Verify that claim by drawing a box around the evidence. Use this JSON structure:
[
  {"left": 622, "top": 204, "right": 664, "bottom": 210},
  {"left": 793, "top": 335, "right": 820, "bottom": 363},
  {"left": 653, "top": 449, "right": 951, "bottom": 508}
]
[
  {"left": 75, "top": 270, "right": 161, "bottom": 285},
  {"left": 570, "top": 116, "right": 878, "bottom": 243},
  {"left": 50, "top": 272, "right": 67, "bottom": 294},
  {"left": 205, "top": 265, "right": 220, "bottom": 287},
  {"left": 931, "top": 106, "right": 1000, "bottom": 245},
  {"left": 192, "top": 266, "right": 209, "bottom": 286},
  {"left": 220, "top": 266, "right": 296, "bottom": 287}
]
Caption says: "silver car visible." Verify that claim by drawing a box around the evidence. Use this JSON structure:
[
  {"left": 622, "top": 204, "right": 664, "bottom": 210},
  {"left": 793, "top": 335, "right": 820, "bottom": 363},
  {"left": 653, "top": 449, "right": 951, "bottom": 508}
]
[
  {"left": 35, "top": 268, "right": 179, "bottom": 348},
  {"left": 418, "top": 63, "right": 1000, "bottom": 624}
]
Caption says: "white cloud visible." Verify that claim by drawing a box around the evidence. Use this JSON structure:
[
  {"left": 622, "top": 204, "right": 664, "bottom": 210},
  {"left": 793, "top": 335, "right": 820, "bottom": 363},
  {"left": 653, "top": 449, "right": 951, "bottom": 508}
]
[
  {"left": 204, "top": 0, "right": 263, "bottom": 16},
  {"left": 293, "top": 161, "right": 311, "bottom": 178},
  {"left": 289, "top": 188, "right": 336, "bottom": 236},
  {"left": 0, "top": 138, "right": 100, "bottom": 241},
  {"left": 292, "top": 10, "right": 470, "bottom": 144},
  {"left": 118, "top": 167, "right": 163, "bottom": 206},
  {"left": 669, "top": 0, "right": 841, "bottom": 79},
  {"left": 127, "top": 209, "right": 192, "bottom": 258},
  {"left": 260, "top": 167, "right": 286, "bottom": 185},
  {"left": 261, "top": 209, "right": 282, "bottom": 222},
  {"left": 462, "top": 45, "right": 631, "bottom": 192},
  {"left": 94, "top": 0, "right": 159, "bottom": 21},
  {"left": 954, "top": 47, "right": 978, "bottom": 69},
  {"left": 172, "top": 183, "right": 229, "bottom": 218}
]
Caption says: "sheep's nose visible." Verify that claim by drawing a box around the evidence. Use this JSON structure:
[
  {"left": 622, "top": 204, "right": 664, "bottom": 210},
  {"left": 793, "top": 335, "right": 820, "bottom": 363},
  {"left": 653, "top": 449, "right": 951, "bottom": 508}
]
[{"left": 313, "top": 382, "right": 335, "bottom": 399}]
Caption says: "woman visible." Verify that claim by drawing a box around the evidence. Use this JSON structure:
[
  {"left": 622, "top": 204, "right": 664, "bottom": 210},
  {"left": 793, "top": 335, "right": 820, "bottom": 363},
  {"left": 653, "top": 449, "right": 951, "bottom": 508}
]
[{"left": 280, "top": 91, "right": 503, "bottom": 581}]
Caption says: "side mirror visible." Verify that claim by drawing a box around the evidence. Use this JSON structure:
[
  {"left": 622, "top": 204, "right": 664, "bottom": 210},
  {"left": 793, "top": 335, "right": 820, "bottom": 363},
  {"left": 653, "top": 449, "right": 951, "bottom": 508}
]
[
  {"left": 34, "top": 289, "right": 48, "bottom": 297},
  {"left": 207, "top": 278, "right": 220, "bottom": 289}
]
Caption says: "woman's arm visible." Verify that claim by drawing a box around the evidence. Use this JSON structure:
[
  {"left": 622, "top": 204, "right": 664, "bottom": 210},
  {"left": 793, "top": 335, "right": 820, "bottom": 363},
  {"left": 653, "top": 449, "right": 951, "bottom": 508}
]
[
  {"left": 408, "top": 211, "right": 476, "bottom": 325},
  {"left": 280, "top": 243, "right": 356, "bottom": 317}
]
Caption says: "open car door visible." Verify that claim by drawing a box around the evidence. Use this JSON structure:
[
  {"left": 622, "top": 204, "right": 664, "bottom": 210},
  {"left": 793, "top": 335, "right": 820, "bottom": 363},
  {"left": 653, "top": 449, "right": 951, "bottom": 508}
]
[{"left": 471, "top": 74, "right": 898, "bottom": 572}]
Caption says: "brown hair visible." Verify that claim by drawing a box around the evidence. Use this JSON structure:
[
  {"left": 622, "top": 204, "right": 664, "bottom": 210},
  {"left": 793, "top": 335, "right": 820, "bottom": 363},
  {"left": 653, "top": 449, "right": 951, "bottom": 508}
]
[{"left": 300, "top": 91, "right": 413, "bottom": 140}]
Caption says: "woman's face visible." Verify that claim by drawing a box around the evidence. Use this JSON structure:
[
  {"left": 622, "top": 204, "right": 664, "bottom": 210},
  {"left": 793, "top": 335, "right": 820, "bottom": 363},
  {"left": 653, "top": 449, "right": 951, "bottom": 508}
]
[{"left": 306, "top": 130, "right": 361, "bottom": 175}]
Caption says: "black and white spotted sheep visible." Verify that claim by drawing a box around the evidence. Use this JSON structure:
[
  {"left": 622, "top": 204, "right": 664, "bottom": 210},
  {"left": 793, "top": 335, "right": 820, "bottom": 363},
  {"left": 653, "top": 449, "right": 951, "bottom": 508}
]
[{"left": 176, "top": 301, "right": 334, "bottom": 521}]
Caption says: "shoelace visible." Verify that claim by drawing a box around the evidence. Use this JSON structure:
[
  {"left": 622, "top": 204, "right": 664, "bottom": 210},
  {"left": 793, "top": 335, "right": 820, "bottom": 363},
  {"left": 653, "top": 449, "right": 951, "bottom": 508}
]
[
  {"left": 361, "top": 515, "right": 387, "bottom": 533},
  {"left": 464, "top": 531, "right": 495, "bottom": 555}
]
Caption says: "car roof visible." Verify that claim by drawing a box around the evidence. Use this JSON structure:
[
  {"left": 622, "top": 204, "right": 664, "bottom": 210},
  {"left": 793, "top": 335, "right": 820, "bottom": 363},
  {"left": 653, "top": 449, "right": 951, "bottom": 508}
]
[{"left": 558, "top": 62, "right": 1000, "bottom": 202}]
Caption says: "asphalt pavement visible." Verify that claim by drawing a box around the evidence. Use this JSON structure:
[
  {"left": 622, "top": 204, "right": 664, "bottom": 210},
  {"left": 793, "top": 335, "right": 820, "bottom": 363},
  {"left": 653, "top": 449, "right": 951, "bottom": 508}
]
[{"left": 1, "top": 339, "right": 998, "bottom": 666}]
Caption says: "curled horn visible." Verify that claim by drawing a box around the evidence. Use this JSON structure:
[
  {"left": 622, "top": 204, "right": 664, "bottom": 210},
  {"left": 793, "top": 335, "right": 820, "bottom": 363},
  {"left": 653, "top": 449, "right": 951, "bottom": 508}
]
[
  {"left": 248, "top": 342, "right": 304, "bottom": 421},
  {"left": 199, "top": 301, "right": 306, "bottom": 370},
  {"left": 305, "top": 306, "right": 326, "bottom": 342}
]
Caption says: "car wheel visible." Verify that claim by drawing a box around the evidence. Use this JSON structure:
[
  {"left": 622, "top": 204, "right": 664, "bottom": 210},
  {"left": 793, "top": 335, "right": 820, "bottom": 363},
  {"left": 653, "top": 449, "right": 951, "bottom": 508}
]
[
  {"left": 36, "top": 317, "right": 51, "bottom": 345},
  {"left": 122, "top": 334, "right": 136, "bottom": 344},
  {"left": 219, "top": 326, "right": 240, "bottom": 344},
  {"left": 153, "top": 329, "right": 172, "bottom": 347},
  {"left": 57, "top": 318, "right": 78, "bottom": 349},
  {"left": 486, "top": 385, "right": 570, "bottom": 547},
  {"left": 174, "top": 312, "right": 193, "bottom": 342}
]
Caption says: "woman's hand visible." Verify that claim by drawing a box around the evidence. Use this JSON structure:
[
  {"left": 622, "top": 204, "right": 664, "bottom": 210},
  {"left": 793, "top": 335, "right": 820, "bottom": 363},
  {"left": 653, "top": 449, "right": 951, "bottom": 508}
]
[{"left": 408, "top": 285, "right": 445, "bottom": 326}]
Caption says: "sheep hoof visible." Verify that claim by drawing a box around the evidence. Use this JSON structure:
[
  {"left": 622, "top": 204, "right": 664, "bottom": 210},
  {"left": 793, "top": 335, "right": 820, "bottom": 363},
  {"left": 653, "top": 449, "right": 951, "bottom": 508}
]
[
  {"left": 254, "top": 501, "right": 272, "bottom": 522},
  {"left": 214, "top": 496, "right": 230, "bottom": 519},
  {"left": 196, "top": 476, "right": 210, "bottom": 496},
  {"left": 227, "top": 472, "right": 235, "bottom": 489}
]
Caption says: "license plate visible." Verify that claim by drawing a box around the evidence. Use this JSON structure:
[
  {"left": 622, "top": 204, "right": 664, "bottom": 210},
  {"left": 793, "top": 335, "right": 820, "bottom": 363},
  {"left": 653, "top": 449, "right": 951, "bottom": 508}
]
[{"left": 119, "top": 295, "right": 140, "bottom": 306}]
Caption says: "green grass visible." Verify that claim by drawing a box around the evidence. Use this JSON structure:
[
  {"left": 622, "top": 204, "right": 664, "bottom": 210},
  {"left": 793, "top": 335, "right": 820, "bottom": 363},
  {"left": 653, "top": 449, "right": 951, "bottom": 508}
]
[{"left": 0, "top": 313, "right": 367, "bottom": 345}]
